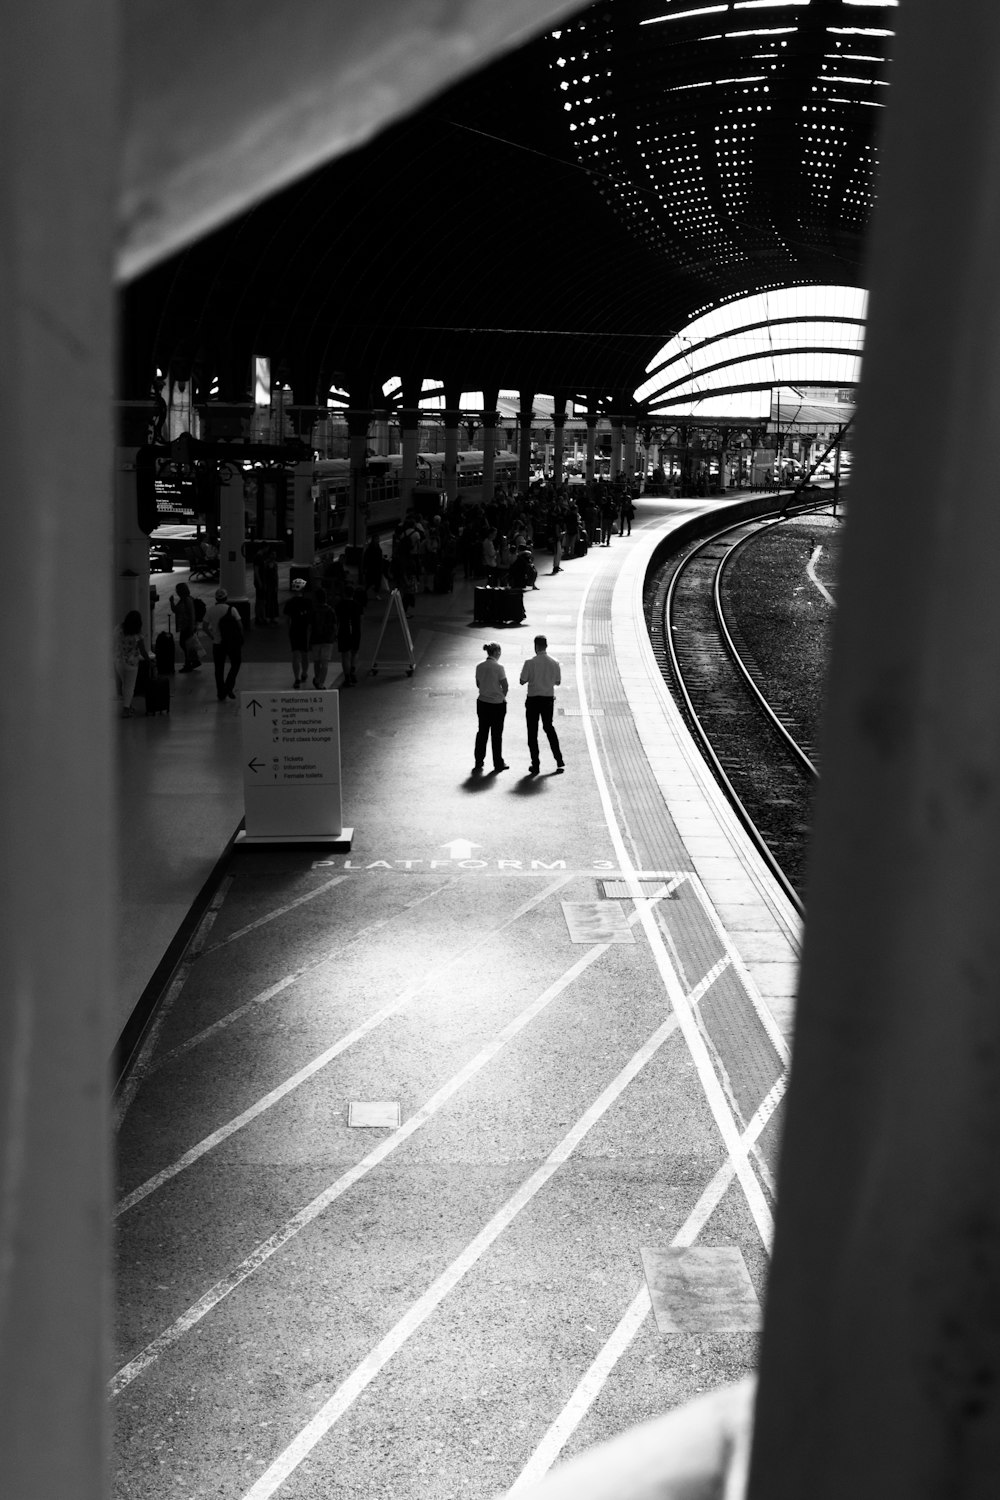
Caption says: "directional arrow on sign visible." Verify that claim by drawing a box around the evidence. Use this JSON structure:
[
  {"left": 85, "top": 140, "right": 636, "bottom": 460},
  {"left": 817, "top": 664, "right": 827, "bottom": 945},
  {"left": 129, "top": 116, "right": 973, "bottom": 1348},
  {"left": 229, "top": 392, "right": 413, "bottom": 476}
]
[
  {"left": 245, "top": 698, "right": 263, "bottom": 715},
  {"left": 440, "top": 839, "right": 481, "bottom": 861},
  {"left": 247, "top": 757, "right": 266, "bottom": 774}
]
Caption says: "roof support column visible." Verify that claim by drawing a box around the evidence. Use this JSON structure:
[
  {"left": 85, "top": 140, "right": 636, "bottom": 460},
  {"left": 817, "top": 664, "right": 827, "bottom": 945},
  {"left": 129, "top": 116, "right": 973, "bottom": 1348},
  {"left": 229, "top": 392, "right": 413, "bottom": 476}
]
[
  {"left": 481, "top": 386, "right": 499, "bottom": 503},
  {"left": 442, "top": 385, "right": 462, "bottom": 510},
  {"left": 585, "top": 410, "right": 598, "bottom": 485},
  {"left": 218, "top": 464, "right": 248, "bottom": 600},
  {"left": 609, "top": 415, "right": 624, "bottom": 480},
  {"left": 518, "top": 390, "right": 535, "bottom": 494},
  {"left": 291, "top": 463, "right": 316, "bottom": 570},
  {"left": 345, "top": 408, "right": 371, "bottom": 549},
  {"left": 370, "top": 405, "right": 390, "bottom": 457},
  {"left": 116, "top": 409, "right": 156, "bottom": 638},
  {"left": 399, "top": 375, "right": 422, "bottom": 517},
  {"left": 622, "top": 416, "right": 637, "bottom": 488},
  {"left": 551, "top": 390, "right": 568, "bottom": 487}
]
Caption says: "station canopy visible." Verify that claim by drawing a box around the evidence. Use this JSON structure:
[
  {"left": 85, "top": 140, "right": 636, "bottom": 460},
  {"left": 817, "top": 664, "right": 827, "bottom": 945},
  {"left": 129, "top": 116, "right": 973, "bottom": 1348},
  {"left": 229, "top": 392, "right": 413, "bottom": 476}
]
[{"left": 118, "top": 0, "right": 895, "bottom": 411}]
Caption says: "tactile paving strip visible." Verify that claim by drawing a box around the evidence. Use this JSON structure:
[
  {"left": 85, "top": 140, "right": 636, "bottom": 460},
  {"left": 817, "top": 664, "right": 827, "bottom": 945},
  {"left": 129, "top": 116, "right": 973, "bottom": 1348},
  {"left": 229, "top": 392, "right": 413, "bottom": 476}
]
[{"left": 583, "top": 558, "right": 786, "bottom": 1181}]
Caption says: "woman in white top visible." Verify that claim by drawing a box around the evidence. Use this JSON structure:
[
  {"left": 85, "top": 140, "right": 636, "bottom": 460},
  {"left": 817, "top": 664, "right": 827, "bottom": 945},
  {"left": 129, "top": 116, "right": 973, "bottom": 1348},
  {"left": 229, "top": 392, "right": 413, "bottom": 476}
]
[{"left": 473, "top": 642, "right": 509, "bottom": 774}]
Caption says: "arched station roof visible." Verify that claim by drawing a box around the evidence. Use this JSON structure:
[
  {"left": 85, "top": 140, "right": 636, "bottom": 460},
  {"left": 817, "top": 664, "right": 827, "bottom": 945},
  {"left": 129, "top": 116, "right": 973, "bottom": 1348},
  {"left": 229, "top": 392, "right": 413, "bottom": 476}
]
[
  {"left": 636, "top": 283, "right": 866, "bottom": 411},
  {"left": 118, "top": 0, "right": 894, "bottom": 414}
]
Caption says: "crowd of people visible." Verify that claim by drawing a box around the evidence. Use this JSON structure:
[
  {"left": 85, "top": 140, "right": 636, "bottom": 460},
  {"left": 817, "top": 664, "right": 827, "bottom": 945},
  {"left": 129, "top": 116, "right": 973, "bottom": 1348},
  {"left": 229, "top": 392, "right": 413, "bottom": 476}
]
[
  {"left": 380, "top": 475, "right": 638, "bottom": 608},
  {"left": 114, "top": 474, "right": 639, "bottom": 715}
]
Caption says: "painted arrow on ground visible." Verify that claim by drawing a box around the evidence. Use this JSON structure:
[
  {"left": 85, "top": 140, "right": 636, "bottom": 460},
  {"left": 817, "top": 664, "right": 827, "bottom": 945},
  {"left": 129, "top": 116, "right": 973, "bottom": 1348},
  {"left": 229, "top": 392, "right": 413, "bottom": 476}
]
[{"left": 440, "top": 839, "right": 481, "bottom": 861}]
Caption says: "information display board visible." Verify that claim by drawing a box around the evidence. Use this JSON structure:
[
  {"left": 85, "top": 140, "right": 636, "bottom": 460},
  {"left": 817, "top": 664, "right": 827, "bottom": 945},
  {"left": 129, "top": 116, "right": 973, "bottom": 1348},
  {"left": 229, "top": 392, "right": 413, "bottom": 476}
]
[{"left": 239, "top": 691, "right": 350, "bottom": 845}]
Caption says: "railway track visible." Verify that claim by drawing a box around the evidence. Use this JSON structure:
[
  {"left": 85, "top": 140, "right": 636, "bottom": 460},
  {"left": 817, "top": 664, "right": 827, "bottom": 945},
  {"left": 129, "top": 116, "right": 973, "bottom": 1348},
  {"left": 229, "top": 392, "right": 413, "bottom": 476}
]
[{"left": 646, "top": 508, "right": 834, "bottom": 911}]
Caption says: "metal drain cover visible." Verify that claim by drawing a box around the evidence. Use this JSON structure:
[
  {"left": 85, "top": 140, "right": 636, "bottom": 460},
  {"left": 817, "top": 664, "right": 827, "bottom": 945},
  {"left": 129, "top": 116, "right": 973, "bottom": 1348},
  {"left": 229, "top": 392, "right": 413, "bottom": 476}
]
[
  {"left": 348, "top": 1101, "right": 401, "bottom": 1128},
  {"left": 562, "top": 901, "right": 635, "bottom": 944},
  {"left": 641, "top": 1247, "right": 762, "bottom": 1333},
  {"left": 601, "top": 880, "right": 676, "bottom": 900}
]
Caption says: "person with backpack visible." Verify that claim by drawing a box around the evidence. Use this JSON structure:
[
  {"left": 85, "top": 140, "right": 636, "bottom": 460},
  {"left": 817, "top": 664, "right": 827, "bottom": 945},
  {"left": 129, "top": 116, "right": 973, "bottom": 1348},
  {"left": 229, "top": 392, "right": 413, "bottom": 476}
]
[{"left": 203, "top": 586, "right": 244, "bottom": 701}]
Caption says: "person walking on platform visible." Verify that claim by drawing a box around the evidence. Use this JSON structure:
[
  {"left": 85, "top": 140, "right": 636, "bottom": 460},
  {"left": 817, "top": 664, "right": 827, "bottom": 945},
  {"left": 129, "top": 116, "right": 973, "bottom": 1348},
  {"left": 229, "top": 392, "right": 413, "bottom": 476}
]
[
  {"left": 334, "top": 575, "right": 365, "bottom": 686},
  {"left": 112, "top": 609, "right": 151, "bottom": 717},
  {"left": 169, "top": 580, "right": 199, "bottom": 670},
  {"left": 473, "top": 642, "right": 509, "bottom": 774},
  {"left": 618, "top": 492, "right": 635, "bottom": 536},
  {"left": 600, "top": 493, "right": 617, "bottom": 546},
  {"left": 203, "top": 587, "right": 244, "bottom": 701},
  {"left": 309, "top": 586, "right": 337, "bottom": 688},
  {"left": 283, "top": 577, "right": 313, "bottom": 687},
  {"left": 519, "top": 634, "right": 564, "bottom": 775}
]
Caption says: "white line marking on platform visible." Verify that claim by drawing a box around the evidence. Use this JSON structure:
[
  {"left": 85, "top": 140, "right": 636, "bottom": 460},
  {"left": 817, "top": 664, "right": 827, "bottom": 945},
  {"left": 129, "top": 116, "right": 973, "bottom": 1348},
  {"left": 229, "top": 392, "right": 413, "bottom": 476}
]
[
  {"left": 112, "top": 878, "right": 232, "bottom": 1130},
  {"left": 115, "top": 877, "right": 573, "bottom": 1218},
  {"left": 507, "top": 1075, "right": 785, "bottom": 1491},
  {"left": 574, "top": 573, "right": 776, "bottom": 1252},
  {"left": 109, "top": 933, "right": 611, "bottom": 1398},
  {"left": 201, "top": 876, "right": 348, "bottom": 953},
  {"left": 236, "top": 1009, "right": 685, "bottom": 1500},
  {"left": 146, "top": 880, "right": 456, "bottom": 1075},
  {"left": 807, "top": 545, "right": 836, "bottom": 606},
  {"left": 687, "top": 874, "right": 791, "bottom": 1067}
]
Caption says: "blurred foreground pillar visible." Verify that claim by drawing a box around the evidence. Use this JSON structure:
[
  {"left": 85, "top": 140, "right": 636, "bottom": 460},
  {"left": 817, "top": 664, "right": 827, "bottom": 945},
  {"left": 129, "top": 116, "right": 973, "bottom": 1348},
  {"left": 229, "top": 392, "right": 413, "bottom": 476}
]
[
  {"left": 0, "top": 7, "right": 116, "bottom": 1497},
  {"left": 749, "top": 4, "right": 1000, "bottom": 1495}
]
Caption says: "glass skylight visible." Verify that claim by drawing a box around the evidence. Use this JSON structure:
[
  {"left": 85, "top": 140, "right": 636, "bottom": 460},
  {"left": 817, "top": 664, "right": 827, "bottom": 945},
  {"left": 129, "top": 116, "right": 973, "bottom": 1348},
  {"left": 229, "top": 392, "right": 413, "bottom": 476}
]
[{"left": 636, "top": 284, "right": 866, "bottom": 408}]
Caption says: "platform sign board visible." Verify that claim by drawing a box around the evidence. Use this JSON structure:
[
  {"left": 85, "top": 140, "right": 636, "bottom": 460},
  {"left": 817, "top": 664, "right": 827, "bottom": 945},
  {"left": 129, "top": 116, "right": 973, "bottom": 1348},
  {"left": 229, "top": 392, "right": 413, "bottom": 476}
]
[{"left": 241, "top": 691, "right": 343, "bottom": 840}]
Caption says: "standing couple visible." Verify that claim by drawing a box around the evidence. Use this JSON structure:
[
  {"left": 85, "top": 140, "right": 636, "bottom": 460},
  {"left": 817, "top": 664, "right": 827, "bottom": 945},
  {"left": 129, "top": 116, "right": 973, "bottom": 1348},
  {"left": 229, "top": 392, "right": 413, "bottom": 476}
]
[{"left": 473, "top": 635, "right": 565, "bottom": 777}]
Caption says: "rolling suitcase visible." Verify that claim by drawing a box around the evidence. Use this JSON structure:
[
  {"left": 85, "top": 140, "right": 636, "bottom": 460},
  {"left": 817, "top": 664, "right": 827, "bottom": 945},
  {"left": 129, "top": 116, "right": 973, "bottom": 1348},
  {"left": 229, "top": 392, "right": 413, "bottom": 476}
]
[
  {"left": 144, "top": 669, "right": 170, "bottom": 715},
  {"left": 154, "top": 630, "right": 176, "bottom": 675}
]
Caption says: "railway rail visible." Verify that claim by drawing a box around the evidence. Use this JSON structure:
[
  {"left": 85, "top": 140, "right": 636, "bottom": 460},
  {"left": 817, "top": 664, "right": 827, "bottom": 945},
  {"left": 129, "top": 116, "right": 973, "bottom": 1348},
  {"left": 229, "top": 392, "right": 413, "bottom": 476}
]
[{"left": 646, "top": 505, "right": 837, "bottom": 911}]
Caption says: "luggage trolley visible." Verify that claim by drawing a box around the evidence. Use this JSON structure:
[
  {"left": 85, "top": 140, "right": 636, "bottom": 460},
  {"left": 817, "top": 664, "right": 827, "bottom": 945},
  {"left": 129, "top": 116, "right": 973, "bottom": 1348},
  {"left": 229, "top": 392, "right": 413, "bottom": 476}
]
[{"left": 368, "top": 588, "right": 416, "bottom": 678}]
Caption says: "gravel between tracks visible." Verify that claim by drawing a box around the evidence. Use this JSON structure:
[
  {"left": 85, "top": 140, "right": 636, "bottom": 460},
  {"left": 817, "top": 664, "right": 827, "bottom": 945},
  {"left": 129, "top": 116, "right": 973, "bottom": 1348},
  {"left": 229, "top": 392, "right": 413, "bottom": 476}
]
[{"left": 722, "top": 513, "right": 842, "bottom": 754}]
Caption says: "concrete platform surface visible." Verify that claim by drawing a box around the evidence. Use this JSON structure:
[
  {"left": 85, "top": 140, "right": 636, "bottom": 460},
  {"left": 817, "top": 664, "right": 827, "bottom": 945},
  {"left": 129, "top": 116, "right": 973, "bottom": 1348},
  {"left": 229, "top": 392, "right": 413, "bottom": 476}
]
[{"left": 113, "top": 498, "right": 800, "bottom": 1500}]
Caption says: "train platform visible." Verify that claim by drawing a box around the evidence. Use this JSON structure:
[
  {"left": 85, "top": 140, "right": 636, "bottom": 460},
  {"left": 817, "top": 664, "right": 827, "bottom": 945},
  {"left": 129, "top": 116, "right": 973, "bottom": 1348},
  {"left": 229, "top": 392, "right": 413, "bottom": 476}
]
[{"left": 112, "top": 497, "right": 801, "bottom": 1500}]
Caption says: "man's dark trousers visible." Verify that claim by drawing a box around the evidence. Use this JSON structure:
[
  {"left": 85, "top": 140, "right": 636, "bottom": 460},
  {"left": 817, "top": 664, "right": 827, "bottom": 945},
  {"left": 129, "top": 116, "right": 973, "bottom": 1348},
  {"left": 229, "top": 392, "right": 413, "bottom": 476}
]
[
  {"left": 213, "top": 643, "right": 242, "bottom": 700},
  {"left": 526, "top": 696, "right": 563, "bottom": 769}
]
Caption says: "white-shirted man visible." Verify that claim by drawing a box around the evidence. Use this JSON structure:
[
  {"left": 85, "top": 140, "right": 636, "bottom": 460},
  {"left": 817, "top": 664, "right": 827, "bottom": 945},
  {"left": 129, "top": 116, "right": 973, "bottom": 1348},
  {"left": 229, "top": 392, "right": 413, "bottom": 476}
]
[{"left": 519, "top": 634, "right": 564, "bottom": 775}]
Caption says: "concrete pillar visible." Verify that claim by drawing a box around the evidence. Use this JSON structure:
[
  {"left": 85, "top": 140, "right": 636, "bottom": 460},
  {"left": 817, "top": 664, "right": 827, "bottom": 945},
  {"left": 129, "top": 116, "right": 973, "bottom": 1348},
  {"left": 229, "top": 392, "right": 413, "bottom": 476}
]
[
  {"left": 115, "top": 444, "right": 154, "bottom": 635},
  {"left": 218, "top": 467, "right": 248, "bottom": 599},
  {"left": 400, "top": 407, "right": 420, "bottom": 514},
  {"left": 623, "top": 420, "right": 637, "bottom": 486},
  {"left": 748, "top": 5, "right": 1000, "bottom": 1497},
  {"left": 518, "top": 391, "right": 534, "bottom": 494},
  {"left": 371, "top": 407, "right": 390, "bottom": 456},
  {"left": 292, "top": 465, "right": 316, "bottom": 566},
  {"left": 482, "top": 387, "right": 499, "bottom": 502},
  {"left": 585, "top": 413, "right": 598, "bottom": 484},
  {"left": 442, "top": 406, "right": 461, "bottom": 509},
  {"left": 610, "top": 419, "right": 623, "bottom": 480},
  {"left": 552, "top": 403, "right": 567, "bottom": 487},
  {"left": 346, "top": 410, "right": 370, "bottom": 548},
  {"left": 0, "top": 5, "right": 115, "bottom": 1496}
]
